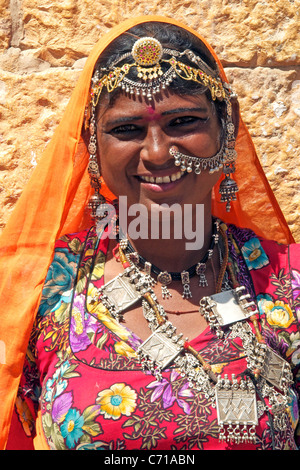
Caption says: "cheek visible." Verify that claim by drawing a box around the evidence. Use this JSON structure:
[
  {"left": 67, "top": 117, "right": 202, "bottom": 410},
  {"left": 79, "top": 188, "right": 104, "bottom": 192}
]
[
  {"left": 100, "top": 166, "right": 124, "bottom": 200},
  {"left": 188, "top": 119, "right": 222, "bottom": 157},
  {"left": 97, "top": 134, "right": 119, "bottom": 173},
  {"left": 99, "top": 155, "right": 120, "bottom": 189},
  {"left": 96, "top": 139, "right": 116, "bottom": 188},
  {"left": 208, "top": 117, "right": 222, "bottom": 146},
  {"left": 97, "top": 146, "right": 132, "bottom": 198}
]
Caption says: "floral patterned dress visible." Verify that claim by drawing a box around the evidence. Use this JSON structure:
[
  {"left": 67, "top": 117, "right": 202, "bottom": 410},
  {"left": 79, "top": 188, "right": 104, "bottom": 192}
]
[{"left": 8, "top": 223, "right": 300, "bottom": 450}]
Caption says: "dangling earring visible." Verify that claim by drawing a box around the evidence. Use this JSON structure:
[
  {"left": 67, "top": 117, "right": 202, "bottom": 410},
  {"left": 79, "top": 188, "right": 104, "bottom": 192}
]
[
  {"left": 87, "top": 106, "right": 106, "bottom": 219},
  {"left": 219, "top": 96, "right": 238, "bottom": 212}
]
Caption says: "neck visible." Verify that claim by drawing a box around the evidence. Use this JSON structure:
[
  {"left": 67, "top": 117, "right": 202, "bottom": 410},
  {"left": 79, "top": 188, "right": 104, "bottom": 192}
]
[{"left": 123, "top": 199, "right": 215, "bottom": 273}]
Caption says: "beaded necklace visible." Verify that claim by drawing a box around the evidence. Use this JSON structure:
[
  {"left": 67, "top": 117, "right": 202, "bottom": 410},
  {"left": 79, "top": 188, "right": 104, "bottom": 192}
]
[{"left": 118, "top": 218, "right": 220, "bottom": 299}]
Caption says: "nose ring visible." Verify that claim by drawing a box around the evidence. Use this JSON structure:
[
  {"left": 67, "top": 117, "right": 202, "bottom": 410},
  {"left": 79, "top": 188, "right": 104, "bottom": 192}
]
[
  {"left": 169, "top": 146, "right": 201, "bottom": 174},
  {"left": 169, "top": 145, "right": 224, "bottom": 175}
]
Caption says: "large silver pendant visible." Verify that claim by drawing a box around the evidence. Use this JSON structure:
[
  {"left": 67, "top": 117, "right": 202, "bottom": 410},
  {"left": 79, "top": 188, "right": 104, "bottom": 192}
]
[
  {"left": 259, "top": 346, "right": 293, "bottom": 392},
  {"left": 199, "top": 286, "right": 257, "bottom": 338},
  {"left": 230, "top": 320, "right": 293, "bottom": 433},
  {"left": 231, "top": 321, "right": 293, "bottom": 393},
  {"left": 215, "top": 374, "right": 258, "bottom": 444},
  {"left": 98, "top": 266, "right": 150, "bottom": 319},
  {"left": 137, "top": 322, "right": 184, "bottom": 379}
]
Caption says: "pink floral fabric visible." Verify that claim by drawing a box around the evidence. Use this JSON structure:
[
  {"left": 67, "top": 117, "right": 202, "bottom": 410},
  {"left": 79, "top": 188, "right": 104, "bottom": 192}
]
[{"left": 7, "top": 224, "right": 300, "bottom": 450}]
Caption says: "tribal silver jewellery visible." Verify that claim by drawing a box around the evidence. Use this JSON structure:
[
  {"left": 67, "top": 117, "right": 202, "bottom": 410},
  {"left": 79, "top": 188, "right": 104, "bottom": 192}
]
[
  {"left": 86, "top": 35, "right": 239, "bottom": 217},
  {"left": 94, "top": 226, "right": 293, "bottom": 445},
  {"left": 119, "top": 218, "right": 220, "bottom": 299},
  {"left": 170, "top": 144, "right": 224, "bottom": 175}
]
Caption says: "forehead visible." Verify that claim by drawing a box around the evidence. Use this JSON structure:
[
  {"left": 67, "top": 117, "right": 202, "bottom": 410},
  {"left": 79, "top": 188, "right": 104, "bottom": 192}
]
[{"left": 97, "top": 91, "right": 213, "bottom": 122}]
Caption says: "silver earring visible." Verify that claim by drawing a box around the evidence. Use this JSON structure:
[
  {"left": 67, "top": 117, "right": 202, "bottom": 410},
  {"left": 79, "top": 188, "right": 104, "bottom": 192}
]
[
  {"left": 87, "top": 106, "right": 106, "bottom": 219},
  {"left": 219, "top": 97, "right": 238, "bottom": 212}
]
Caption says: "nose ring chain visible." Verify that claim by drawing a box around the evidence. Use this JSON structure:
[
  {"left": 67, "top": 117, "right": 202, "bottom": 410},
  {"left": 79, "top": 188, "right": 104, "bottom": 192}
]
[{"left": 169, "top": 145, "right": 224, "bottom": 175}]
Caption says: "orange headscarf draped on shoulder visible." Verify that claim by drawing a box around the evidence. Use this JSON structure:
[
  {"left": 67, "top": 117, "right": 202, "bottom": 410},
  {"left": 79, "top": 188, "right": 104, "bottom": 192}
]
[{"left": 0, "top": 16, "right": 293, "bottom": 448}]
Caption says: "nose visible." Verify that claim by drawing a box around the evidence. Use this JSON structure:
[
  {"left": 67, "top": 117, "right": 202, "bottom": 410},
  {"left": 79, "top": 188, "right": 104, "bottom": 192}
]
[{"left": 140, "top": 125, "right": 173, "bottom": 168}]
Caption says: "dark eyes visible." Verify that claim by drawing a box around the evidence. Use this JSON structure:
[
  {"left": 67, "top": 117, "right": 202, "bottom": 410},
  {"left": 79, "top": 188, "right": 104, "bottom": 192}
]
[
  {"left": 169, "top": 115, "right": 208, "bottom": 127},
  {"left": 108, "top": 115, "right": 209, "bottom": 137},
  {"left": 110, "top": 124, "right": 140, "bottom": 135}
]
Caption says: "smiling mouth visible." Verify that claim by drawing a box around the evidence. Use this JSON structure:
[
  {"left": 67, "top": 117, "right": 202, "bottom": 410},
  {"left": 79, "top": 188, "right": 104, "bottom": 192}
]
[{"left": 138, "top": 170, "right": 185, "bottom": 184}]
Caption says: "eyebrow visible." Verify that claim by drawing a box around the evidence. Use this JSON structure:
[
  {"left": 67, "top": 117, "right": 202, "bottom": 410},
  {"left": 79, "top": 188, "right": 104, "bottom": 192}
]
[
  {"left": 104, "top": 116, "right": 142, "bottom": 125},
  {"left": 161, "top": 106, "right": 209, "bottom": 116},
  {"left": 103, "top": 107, "right": 209, "bottom": 127}
]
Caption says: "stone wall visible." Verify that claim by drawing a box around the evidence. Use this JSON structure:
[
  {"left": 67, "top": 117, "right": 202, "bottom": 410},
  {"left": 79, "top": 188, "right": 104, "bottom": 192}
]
[{"left": 0, "top": 0, "right": 299, "bottom": 238}]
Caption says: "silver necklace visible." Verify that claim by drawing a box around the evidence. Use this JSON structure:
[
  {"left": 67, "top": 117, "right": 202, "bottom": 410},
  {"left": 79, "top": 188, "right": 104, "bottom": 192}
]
[
  {"left": 94, "top": 238, "right": 293, "bottom": 445},
  {"left": 119, "top": 219, "right": 220, "bottom": 299}
]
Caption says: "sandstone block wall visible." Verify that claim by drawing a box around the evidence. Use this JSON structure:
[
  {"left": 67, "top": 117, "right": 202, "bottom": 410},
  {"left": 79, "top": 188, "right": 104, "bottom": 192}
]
[{"left": 0, "top": 0, "right": 299, "bottom": 239}]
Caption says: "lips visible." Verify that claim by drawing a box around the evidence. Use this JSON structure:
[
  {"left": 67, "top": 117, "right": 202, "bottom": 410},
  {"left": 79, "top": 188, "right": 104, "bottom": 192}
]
[{"left": 138, "top": 170, "right": 185, "bottom": 184}]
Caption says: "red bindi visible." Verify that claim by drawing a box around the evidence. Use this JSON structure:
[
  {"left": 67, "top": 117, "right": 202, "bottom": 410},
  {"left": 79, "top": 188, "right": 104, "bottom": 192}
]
[{"left": 146, "top": 106, "right": 161, "bottom": 121}]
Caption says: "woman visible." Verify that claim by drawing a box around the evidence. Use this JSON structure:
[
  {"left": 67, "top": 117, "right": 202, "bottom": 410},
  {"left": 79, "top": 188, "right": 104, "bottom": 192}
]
[{"left": 0, "top": 16, "right": 299, "bottom": 450}]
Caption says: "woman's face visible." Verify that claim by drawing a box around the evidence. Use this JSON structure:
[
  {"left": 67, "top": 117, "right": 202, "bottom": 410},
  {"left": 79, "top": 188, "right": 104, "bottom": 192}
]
[{"left": 96, "top": 90, "right": 223, "bottom": 212}]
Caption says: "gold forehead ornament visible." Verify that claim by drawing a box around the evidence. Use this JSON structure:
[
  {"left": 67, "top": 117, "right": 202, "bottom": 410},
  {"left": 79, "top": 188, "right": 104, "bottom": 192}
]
[{"left": 89, "top": 36, "right": 232, "bottom": 108}]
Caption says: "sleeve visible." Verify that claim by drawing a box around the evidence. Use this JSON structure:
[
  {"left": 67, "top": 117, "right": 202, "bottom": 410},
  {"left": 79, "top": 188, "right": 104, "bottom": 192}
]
[
  {"left": 5, "top": 346, "right": 40, "bottom": 450},
  {"left": 5, "top": 230, "right": 88, "bottom": 450},
  {"left": 287, "top": 243, "right": 300, "bottom": 448}
]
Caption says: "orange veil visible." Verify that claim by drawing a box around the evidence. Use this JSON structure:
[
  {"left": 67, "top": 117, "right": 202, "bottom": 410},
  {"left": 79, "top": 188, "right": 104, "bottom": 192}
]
[{"left": 0, "top": 15, "right": 293, "bottom": 449}]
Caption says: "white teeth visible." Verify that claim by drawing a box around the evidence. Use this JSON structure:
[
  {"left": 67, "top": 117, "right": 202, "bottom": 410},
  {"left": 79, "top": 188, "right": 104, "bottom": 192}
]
[{"left": 140, "top": 171, "right": 184, "bottom": 184}]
